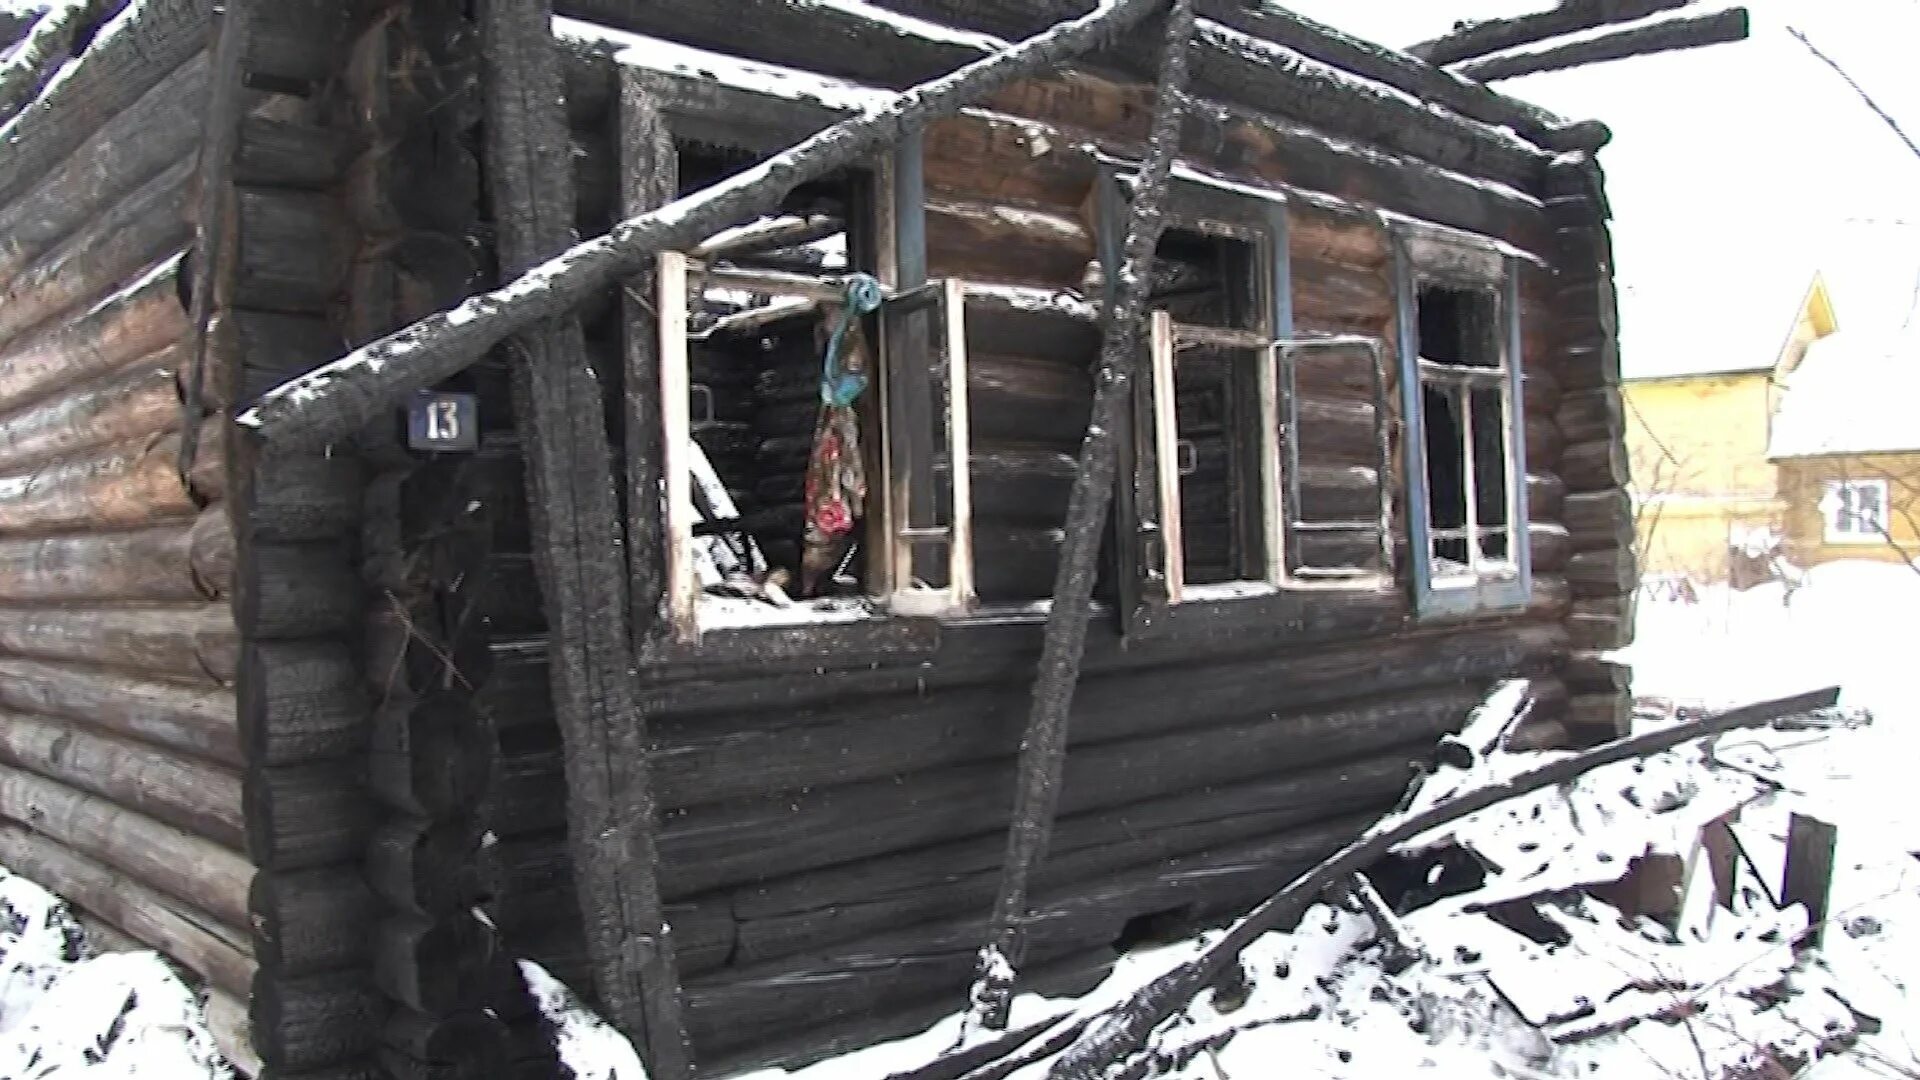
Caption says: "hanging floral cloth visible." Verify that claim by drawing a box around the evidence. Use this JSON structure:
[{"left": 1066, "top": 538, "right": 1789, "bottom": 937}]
[{"left": 800, "top": 273, "right": 884, "bottom": 595}]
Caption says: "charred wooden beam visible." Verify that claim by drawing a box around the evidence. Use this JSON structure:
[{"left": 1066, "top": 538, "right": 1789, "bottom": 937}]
[
  {"left": 1454, "top": 7, "right": 1750, "bottom": 83},
  {"left": 480, "top": 0, "right": 690, "bottom": 1071},
  {"left": 974, "top": 0, "right": 1194, "bottom": 1029},
  {"left": 242, "top": 0, "right": 1166, "bottom": 450},
  {"left": 1408, "top": 0, "right": 1690, "bottom": 67},
  {"left": 251, "top": 867, "right": 380, "bottom": 976}
]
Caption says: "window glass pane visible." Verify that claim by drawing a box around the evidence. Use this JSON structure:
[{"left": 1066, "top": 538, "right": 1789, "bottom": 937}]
[
  {"left": 1420, "top": 382, "right": 1470, "bottom": 573},
  {"left": 1176, "top": 346, "right": 1264, "bottom": 585},
  {"left": 1471, "top": 386, "right": 1510, "bottom": 562}
]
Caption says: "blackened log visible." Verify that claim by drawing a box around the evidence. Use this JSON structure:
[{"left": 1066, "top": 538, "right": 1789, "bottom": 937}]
[
  {"left": 243, "top": 0, "right": 1166, "bottom": 450},
  {"left": 375, "top": 909, "right": 497, "bottom": 1014},
  {"left": 1042, "top": 687, "right": 1842, "bottom": 1079},
  {"left": 251, "top": 968, "right": 385, "bottom": 1072},
  {"left": 241, "top": 543, "right": 360, "bottom": 638},
  {"left": 366, "top": 814, "right": 494, "bottom": 917},
  {"left": 0, "top": 250, "right": 187, "bottom": 413},
  {"left": 240, "top": 450, "right": 365, "bottom": 542},
  {"left": 1453, "top": 8, "right": 1750, "bottom": 83},
  {"left": 1556, "top": 387, "right": 1623, "bottom": 446},
  {"left": 0, "top": 762, "right": 252, "bottom": 927},
  {"left": 648, "top": 627, "right": 1554, "bottom": 809},
  {"left": 244, "top": 761, "right": 374, "bottom": 870},
  {"left": 924, "top": 111, "right": 1100, "bottom": 213},
  {"left": 368, "top": 697, "right": 499, "bottom": 820},
  {"left": 661, "top": 684, "right": 1482, "bottom": 901},
  {"left": 232, "top": 187, "right": 349, "bottom": 314},
  {"left": 1567, "top": 546, "right": 1636, "bottom": 596},
  {"left": 235, "top": 116, "right": 350, "bottom": 190},
  {"left": 1407, "top": 0, "right": 1689, "bottom": 67},
  {"left": 0, "top": 821, "right": 253, "bottom": 996},
  {"left": 251, "top": 867, "right": 379, "bottom": 975},
  {"left": 0, "top": 0, "right": 211, "bottom": 210},
  {"left": 0, "top": 655, "right": 236, "bottom": 764},
  {"left": 1561, "top": 437, "right": 1629, "bottom": 492},
  {"left": 480, "top": 0, "right": 689, "bottom": 1069},
  {"left": 0, "top": 710, "right": 244, "bottom": 847},
  {"left": 729, "top": 755, "right": 1414, "bottom": 964},
  {"left": 973, "top": 0, "right": 1195, "bottom": 1029},
  {"left": 239, "top": 641, "right": 368, "bottom": 766},
  {"left": 0, "top": 602, "right": 235, "bottom": 682},
  {"left": 378, "top": 1007, "right": 509, "bottom": 1080}
]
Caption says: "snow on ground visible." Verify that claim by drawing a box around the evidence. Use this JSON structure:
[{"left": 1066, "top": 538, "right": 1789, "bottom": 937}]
[
  {"left": 0, "top": 562, "right": 1914, "bottom": 1079},
  {"left": 0, "top": 867, "right": 226, "bottom": 1078}
]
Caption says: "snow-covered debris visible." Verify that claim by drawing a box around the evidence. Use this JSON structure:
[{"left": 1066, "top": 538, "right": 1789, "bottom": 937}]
[
  {"left": 519, "top": 960, "right": 647, "bottom": 1080},
  {"left": 0, "top": 867, "right": 227, "bottom": 1079}
]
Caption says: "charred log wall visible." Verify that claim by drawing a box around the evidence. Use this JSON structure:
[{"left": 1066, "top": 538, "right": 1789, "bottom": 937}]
[{"left": 465, "top": 5, "right": 1602, "bottom": 1076}]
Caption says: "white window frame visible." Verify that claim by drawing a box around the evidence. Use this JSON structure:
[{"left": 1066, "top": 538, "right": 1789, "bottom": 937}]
[
  {"left": 1391, "top": 219, "right": 1532, "bottom": 619},
  {"left": 654, "top": 254, "right": 975, "bottom": 644},
  {"left": 1822, "top": 477, "right": 1889, "bottom": 544},
  {"left": 1107, "top": 165, "right": 1394, "bottom": 609}
]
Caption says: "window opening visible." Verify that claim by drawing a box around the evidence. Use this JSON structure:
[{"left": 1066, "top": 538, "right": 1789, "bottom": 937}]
[
  {"left": 653, "top": 150, "right": 973, "bottom": 642},
  {"left": 1393, "top": 219, "right": 1531, "bottom": 618}
]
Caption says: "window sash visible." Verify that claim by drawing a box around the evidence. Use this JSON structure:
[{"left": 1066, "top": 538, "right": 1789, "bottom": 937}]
[
  {"left": 1394, "top": 239, "right": 1531, "bottom": 618},
  {"left": 1824, "top": 478, "right": 1889, "bottom": 543},
  {"left": 1274, "top": 335, "right": 1393, "bottom": 586},
  {"left": 653, "top": 252, "right": 975, "bottom": 643}
]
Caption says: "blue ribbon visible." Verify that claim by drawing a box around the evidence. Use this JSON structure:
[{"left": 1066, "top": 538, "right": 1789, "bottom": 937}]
[{"left": 820, "top": 273, "right": 884, "bottom": 407}]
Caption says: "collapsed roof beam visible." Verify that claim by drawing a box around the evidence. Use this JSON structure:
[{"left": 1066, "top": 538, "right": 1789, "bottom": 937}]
[
  {"left": 239, "top": 0, "right": 1165, "bottom": 451},
  {"left": 1453, "top": 7, "right": 1749, "bottom": 83},
  {"left": 1408, "top": 0, "right": 1691, "bottom": 67}
]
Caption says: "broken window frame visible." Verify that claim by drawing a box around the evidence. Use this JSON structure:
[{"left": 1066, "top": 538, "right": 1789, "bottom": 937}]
[
  {"left": 1821, "top": 477, "right": 1888, "bottom": 544},
  {"left": 1098, "top": 161, "right": 1396, "bottom": 633},
  {"left": 1391, "top": 219, "right": 1532, "bottom": 619}
]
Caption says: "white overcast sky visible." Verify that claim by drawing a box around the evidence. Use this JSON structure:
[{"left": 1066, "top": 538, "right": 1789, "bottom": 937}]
[{"left": 1289, "top": 0, "right": 1920, "bottom": 374}]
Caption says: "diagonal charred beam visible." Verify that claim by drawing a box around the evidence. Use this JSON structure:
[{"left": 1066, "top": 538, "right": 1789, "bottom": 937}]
[
  {"left": 1453, "top": 6, "right": 1749, "bottom": 83},
  {"left": 238, "top": 0, "right": 1163, "bottom": 451},
  {"left": 967, "top": 0, "right": 1194, "bottom": 1034},
  {"left": 479, "top": 0, "right": 691, "bottom": 1074},
  {"left": 1409, "top": 0, "right": 1692, "bottom": 67}
]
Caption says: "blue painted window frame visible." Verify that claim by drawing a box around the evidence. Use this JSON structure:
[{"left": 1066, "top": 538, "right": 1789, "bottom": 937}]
[{"left": 1391, "top": 231, "right": 1532, "bottom": 619}]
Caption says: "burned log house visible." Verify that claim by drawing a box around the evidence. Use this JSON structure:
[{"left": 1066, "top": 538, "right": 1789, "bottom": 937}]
[{"left": 0, "top": 0, "right": 1643, "bottom": 1077}]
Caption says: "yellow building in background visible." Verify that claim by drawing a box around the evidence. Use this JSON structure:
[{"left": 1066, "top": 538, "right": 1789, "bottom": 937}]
[{"left": 1622, "top": 274, "right": 1838, "bottom": 582}]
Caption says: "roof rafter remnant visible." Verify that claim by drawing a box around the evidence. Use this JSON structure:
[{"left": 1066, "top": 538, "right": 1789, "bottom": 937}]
[
  {"left": 1453, "top": 6, "right": 1749, "bottom": 83},
  {"left": 1408, "top": 0, "right": 1690, "bottom": 68},
  {"left": 237, "top": 0, "right": 1165, "bottom": 452}
]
